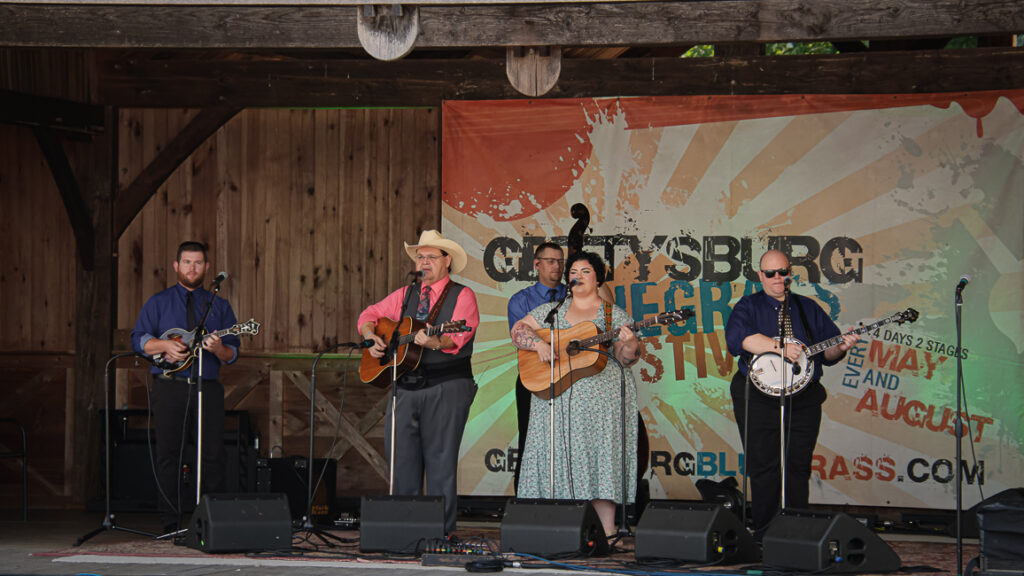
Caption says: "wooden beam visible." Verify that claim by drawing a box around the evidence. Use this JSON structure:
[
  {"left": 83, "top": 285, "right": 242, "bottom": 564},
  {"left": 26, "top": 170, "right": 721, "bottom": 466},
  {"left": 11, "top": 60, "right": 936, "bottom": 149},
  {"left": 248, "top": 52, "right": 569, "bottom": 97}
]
[
  {"left": 330, "top": 392, "right": 389, "bottom": 462},
  {"left": 284, "top": 371, "right": 388, "bottom": 479},
  {"left": 97, "top": 48, "right": 1024, "bottom": 108},
  {"left": 31, "top": 127, "right": 96, "bottom": 271},
  {"left": 2, "top": 1, "right": 1022, "bottom": 49},
  {"left": 224, "top": 372, "right": 264, "bottom": 410},
  {"left": 0, "top": 90, "right": 105, "bottom": 135},
  {"left": 69, "top": 106, "right": 118, "bottom": 506},
  {"left": 113, "top": 106, "right": 241, "bottom": 240}
]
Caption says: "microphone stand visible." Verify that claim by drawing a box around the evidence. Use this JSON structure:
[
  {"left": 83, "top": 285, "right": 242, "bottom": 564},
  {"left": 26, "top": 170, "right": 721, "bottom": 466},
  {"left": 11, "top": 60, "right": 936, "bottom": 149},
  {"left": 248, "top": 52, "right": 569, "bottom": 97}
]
[
  {"left": 300, "top": 340, "right": 364, "bottom": 546},
  {"left": 566, "top": 340, "right": 631, "bottom": 542},
  {"left": 543, "top": 284, "right": 571, "bottom": 497},
  {"left": 954, "top": 282, "right": 966, "bottom": 576},
  {"left": 387, "top": 275, "right": 421, "bottom": 495},
  {"left": 739, "top": 354, "right": 761, "bottom": 532},
  {"left": 777, "top": 284, "right": 792, "bottom": 513},
  {"left": 75, "top": 352, "right": 157, "bottom": 546},
  {"left": 158, "top": 282, "right": 219, "bottom": 541}
]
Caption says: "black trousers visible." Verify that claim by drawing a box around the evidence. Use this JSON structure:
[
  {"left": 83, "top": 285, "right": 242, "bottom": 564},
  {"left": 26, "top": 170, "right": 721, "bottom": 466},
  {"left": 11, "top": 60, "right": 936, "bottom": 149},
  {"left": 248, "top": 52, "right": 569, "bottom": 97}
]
[
  {"left": 730, "top": 371, "right": 824, "bottom": 538},
  {"left": 512, "top": 375, "right": 531, "bottom": 494},
  {"left": 151, "top": 375, "right": 226, "bottom": 528}
]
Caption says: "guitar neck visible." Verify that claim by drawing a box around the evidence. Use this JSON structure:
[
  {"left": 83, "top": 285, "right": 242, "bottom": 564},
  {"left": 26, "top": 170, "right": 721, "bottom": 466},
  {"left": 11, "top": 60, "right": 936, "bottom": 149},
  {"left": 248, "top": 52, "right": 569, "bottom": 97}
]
[
  {"left": 203, "top": 326, "right": 235, "bottom": 340},
  {"left": 396, "top": 323, "right": 450, "bottom": 346},
  {"left": 805, "top": 317, "right": 895, "bottom": 357},
  {"left": 575, "top": 316, "right": 660, "bottom": 349}
]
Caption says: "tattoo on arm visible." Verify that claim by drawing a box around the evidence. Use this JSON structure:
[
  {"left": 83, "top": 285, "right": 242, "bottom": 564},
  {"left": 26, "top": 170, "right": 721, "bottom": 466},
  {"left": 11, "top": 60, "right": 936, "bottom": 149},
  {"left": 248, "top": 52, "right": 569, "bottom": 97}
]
[{"left": 511, "top": 323, "right": 540, "bottom": 350}]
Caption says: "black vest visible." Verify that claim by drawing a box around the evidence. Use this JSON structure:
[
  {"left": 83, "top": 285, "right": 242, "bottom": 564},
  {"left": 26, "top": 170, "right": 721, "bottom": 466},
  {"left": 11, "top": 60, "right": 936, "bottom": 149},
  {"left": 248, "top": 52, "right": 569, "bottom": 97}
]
[{"left": 399, "top": 280, "right": 475, "bottom": 386}]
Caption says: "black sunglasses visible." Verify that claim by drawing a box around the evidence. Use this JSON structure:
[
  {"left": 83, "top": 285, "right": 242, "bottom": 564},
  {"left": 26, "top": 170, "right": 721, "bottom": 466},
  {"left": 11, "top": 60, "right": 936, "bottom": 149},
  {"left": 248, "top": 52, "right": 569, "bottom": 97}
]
[{"left": 761, "top": 267, "right": 790, "bottom": 278}]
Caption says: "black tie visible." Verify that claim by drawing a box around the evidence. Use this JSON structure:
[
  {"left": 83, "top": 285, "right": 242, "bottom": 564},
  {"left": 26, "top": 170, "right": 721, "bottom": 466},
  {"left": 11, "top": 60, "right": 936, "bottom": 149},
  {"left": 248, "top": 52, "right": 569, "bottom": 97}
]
[
  {"left": 548, "top": 288, "right": 558, "bottom": 303},
  {"left": 416, "top": 286, "right": 432, "bottom": 320},
  {"left": 186, "top": 291, "right": 196, "bottom": 330}
]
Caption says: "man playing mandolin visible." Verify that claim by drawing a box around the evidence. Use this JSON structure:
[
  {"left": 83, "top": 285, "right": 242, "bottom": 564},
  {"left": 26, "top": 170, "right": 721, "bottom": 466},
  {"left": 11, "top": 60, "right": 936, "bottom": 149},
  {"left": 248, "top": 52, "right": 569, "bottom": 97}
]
[
  {"left": 725, "top": 249, "right": 860, "bottom": 541},
  {"left": 130, "top": 241, "right": 240, "bottom": 535},
  {"left": 357, "top": 229, "right": 479, "bottom": 535}
]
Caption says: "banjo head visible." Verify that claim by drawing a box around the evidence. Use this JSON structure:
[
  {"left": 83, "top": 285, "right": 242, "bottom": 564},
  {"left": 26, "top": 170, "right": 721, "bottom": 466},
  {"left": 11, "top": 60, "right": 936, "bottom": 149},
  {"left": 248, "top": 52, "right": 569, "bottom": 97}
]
[{"left": 749, "top": 338, "right": 811, "bottom": 397}]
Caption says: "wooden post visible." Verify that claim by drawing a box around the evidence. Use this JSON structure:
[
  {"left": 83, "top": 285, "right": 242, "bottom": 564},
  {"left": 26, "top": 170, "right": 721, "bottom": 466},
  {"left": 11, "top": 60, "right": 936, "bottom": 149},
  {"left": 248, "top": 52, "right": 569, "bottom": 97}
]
[
  {"left": 506, "top": 46, "right": 562, "bottom": 97},
  {"left": 70, "top": 106, "right": 118, "bottom": 504},
  {"left": 357, "top": 4, "right": 419, "bottom": 61}
]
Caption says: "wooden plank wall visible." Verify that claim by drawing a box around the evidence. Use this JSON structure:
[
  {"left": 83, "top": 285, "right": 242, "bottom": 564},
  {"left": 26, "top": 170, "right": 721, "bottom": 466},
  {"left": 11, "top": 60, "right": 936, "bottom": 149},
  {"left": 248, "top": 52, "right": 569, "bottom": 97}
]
[
  {"left": 0, "top": 124, "right": 78, "bottom": 353},
  {"left": 0, "top": 123, "right": 80, "bottom": 510},
  {"left": 116, "top": 107, "right": 441, "bottom": 353},
  {"left": 0, "top": 106, "right": 441, "bottom": 509},
  {"left": 0, "top": 48, "right": 95, "bottom": 102}
]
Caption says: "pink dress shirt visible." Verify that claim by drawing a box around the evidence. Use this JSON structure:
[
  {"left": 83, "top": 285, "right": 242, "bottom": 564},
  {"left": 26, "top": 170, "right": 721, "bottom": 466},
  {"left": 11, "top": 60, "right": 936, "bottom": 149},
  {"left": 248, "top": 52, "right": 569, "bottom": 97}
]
[{"left": 356, "top": 275, "right": 479, "bottom": 354}]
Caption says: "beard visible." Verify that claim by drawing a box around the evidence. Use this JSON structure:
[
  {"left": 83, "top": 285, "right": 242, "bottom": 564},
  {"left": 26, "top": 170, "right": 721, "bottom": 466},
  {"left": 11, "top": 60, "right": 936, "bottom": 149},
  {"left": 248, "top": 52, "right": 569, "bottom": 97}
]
[{"left": 178, "top": 271, "right": 205, "bottom": 290}]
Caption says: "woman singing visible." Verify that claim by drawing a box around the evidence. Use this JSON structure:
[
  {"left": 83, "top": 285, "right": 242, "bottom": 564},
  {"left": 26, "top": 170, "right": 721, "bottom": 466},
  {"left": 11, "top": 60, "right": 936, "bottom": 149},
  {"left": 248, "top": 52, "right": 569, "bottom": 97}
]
[{"left": 510, "top": 251, "right": 640, "bottom": 537}]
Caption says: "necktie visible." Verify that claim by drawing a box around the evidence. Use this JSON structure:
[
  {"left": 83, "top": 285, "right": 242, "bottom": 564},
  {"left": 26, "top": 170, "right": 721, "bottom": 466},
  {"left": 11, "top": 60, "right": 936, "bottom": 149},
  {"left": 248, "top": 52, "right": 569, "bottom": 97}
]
[
  {"left": 186, "top": 291, "right": 196, "bottom": 330},
  {"left": 778, "top": 301, "right": 794, "bottom": 341},
  {"left": 548, "top": 288, "right": 558, "bottom": 303},
  {"left": 416, "top": 286, "right": 431, "bottom": 320}
]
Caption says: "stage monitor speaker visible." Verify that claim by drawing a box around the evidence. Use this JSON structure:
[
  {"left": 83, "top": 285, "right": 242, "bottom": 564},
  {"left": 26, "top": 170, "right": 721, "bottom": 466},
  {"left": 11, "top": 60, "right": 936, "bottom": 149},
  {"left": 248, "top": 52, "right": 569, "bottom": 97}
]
[
  {"left": 499, "top": 499, "right": 608, "bottom": 557},
  {"left": 635, "top": 501, "right": 759, "bottom": 564},
  {"left": 184, "top": 493, "right": 292, "bottom": 553},
  {"left": 359, "top": 495, "right": 445, "bottom": 554},
  {"left": 978, "top": 491, "right": 1024, "bottom": 573},
  {"left": 763, "top": 509, "right": 900, "bottom": 573}
]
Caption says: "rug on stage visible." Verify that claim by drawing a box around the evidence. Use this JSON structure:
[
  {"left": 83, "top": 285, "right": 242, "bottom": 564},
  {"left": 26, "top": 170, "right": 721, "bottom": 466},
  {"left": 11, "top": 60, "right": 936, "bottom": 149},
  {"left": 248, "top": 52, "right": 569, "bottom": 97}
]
[{"left": 36, "top": 527, "right": 976, "bottom": 575}]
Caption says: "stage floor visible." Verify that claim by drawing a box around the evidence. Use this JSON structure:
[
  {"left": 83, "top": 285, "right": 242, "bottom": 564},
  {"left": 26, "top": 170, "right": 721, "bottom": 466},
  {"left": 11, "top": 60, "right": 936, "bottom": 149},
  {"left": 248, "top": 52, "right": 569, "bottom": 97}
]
[{"left": 0, "top": 508, "right": 977, "bottom": 576}]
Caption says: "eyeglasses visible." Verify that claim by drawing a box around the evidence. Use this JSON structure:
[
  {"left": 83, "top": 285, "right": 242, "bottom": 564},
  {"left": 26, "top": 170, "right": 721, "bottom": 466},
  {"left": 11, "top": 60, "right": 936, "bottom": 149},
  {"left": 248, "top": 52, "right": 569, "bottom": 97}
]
[
  {"left": 536, "top": 258, "right": 565, "bottom": 265},
  {"left": 416, "top": 254, "right": 446, "bottom": 261},
  {"left": 761, "top": 267, "right": 790, "bottom": 278}
]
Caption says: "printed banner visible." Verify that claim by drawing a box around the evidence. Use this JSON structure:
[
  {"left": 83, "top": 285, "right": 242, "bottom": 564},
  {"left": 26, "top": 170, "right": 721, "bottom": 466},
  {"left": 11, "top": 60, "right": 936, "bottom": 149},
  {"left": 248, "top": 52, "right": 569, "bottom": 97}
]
[{"left": 441, "top": 93, "right": 1024, "bottom": 509}]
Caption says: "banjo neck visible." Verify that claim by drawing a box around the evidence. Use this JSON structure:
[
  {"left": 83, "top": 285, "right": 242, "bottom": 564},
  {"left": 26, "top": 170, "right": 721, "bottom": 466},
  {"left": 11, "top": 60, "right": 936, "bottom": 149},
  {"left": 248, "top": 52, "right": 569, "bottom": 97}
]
[{"left": 803, "top": 314, "right": 906, "bottom": 357}]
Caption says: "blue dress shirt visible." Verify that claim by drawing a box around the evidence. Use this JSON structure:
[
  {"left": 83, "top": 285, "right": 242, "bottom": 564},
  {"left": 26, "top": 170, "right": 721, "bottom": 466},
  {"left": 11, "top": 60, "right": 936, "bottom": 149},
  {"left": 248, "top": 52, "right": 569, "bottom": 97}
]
[
  {"left": 725, "top": 290, "right": 842, "bottom": 382},
  {"left": 131, "top": 283, "right": 240, "bottom": 379},
  {"left": 507, "top": 282, "right": 567, "bottom": 330}
]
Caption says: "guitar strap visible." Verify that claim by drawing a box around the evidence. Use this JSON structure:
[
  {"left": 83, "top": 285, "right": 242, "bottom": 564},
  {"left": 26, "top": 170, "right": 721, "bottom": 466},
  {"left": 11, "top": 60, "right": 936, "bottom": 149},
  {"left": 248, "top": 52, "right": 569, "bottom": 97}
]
[
  {"left": 792, "top": 294, "right": 815, "bottom": 343},
  {"left": 426, "top": 281, "right": 455, "bottom": 325},
  {"left": 604, "top": 301, "right": 612, "bottom": 333}
]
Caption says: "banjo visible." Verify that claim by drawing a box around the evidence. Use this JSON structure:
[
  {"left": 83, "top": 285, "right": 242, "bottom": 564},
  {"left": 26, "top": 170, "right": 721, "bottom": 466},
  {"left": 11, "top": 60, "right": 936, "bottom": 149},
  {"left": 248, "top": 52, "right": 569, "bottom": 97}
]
[{"left": 749, "top": 307, "right": 919, "bottom": 397}]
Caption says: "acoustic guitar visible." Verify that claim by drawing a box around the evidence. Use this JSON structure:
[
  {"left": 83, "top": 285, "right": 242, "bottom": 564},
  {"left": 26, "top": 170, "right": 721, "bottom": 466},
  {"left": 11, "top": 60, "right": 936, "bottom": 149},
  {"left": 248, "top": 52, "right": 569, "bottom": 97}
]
[
  {"left": 358, "top": 317, "right": 470, "bottom": 388},
  {"left": 518, "top": 308, "right": 693, "bottom": 398}
]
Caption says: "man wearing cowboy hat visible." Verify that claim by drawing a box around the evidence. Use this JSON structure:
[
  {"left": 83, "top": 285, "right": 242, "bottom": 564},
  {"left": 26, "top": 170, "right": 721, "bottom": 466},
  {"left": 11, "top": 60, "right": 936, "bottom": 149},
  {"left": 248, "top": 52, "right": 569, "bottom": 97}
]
[{"left": 357, "top": 229, "right": 479, "bottom": 534}]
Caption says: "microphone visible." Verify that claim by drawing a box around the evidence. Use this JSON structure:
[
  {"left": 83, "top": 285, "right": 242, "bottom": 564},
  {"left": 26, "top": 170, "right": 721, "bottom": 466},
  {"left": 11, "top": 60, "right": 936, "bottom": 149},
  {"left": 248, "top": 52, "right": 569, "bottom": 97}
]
[
  {"left": 210, "top": 271, "right": 228, "bottom": 289},
  {"left": 955, "top": 274, "right": 970, "bottom": 295},
  {"left": 341, "top": 339, "right": 376, "bottom": 349},
  {"left": 545, "top": 279, "right": 578, "bottom": 325},
  {"left": 783, "top": 277, "right": 792, "bottom": 290},
  {"left": 409, "top": 270, "right": 423, "bottom": 277}
]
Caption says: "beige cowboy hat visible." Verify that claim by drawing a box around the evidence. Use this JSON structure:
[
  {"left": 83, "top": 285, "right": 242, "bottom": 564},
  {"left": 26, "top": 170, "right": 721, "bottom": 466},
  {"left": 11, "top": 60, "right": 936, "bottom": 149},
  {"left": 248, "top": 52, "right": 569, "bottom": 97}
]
[{"left": 404, "top": 229, "right": 468, "bottom": 274}]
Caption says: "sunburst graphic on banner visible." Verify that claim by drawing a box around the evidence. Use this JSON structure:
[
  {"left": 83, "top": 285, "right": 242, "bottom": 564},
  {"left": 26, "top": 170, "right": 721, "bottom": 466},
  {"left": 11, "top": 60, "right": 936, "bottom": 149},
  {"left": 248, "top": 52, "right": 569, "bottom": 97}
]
[{"left": 443, "top": 93, "right": 1024, "bottom": 506}]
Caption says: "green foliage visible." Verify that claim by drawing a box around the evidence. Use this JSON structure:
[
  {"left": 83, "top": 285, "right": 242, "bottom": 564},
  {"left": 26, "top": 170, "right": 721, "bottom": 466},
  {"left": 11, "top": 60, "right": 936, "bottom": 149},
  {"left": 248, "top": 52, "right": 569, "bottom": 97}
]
[
  {"left": 765, "top": 42, "right": 838, "bottom": 55},
  {"left": 946, "top": 37, "right": 979, "bottom": 49},
  {"left": 680, "top": 36, "right": 1021, "bottom": 57},
  {"left": 681, "top": 45, "right": 714, "bottom": 58}
]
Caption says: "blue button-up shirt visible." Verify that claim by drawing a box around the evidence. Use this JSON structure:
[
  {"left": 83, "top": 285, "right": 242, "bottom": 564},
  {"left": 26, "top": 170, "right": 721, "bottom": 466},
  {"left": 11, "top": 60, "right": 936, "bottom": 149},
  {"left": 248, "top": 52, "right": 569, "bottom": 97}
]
[
  {"left": 725, "top": 290, "right": 841, "bottom": 381},
  {"left": 131, "top": 283, "right": 240, "bottom": 379},
  {"left": 507, "top": 282, "right": 567, "bottom": 330}
]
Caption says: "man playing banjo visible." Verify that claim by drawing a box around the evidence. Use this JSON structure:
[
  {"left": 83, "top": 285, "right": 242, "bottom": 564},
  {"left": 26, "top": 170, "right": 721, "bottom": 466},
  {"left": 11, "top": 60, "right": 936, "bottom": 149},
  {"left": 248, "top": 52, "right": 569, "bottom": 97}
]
[{"left": 725, "top": 249, "right": 860, "bottom": 541}]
